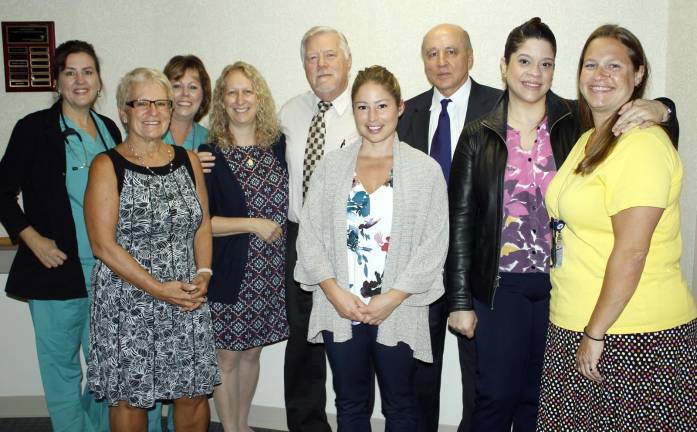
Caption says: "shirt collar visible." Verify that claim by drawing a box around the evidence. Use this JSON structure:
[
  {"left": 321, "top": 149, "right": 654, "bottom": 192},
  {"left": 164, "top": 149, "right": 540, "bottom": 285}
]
[
  {"left": 430, "top": 77, "right": 472, "bottom": 111},
  {"left": 312, "top": 84, "right": 351, "bottom": 116}
]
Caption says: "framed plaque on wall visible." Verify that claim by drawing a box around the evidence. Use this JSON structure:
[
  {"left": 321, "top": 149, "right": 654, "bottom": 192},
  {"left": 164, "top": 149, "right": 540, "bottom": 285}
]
[{"left": 2, "top": 21, "right": 55, "bottom": 92}]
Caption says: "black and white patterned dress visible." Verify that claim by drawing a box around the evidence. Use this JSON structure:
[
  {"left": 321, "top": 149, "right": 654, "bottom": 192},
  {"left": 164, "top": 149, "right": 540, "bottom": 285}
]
[{"left": 88, "top": 146, "right": 219, "bottom": 408}]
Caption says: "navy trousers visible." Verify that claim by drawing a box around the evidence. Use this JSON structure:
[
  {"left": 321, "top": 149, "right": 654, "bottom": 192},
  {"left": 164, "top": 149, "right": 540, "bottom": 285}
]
[
  {"left": 284, "top": 222, "right": 331, "bottom": 432},
  {"left": 323, "top": 325, "right": 418, "bottom": 432},
  {"left": 470, "top": 272, "right": 551, "bottom": 432}
]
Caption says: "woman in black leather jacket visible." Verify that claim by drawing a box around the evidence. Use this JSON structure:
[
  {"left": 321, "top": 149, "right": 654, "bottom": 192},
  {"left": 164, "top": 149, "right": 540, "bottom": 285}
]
[{"left": 445, "top": 18, "right": 677, "bottom": 432}]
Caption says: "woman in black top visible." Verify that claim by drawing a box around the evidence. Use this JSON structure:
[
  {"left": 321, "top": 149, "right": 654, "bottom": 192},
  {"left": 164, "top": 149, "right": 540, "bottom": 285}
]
[{"left": 0, "top": 40, "right": 121, "bottom": 432}]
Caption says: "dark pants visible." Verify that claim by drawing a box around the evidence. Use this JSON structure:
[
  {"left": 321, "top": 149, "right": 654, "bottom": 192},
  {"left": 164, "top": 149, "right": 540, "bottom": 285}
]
[
  {"left": 414, "top": 295, "right": 449, "bottom": 432},
  {"left": 456, "top": 331, "right": 477, "bottom": 432},
  {"left": 470, "top": 272, "right": 550, "bottom": 432},
  {"left": 323, "top": 325, "right": 418, "bottom": 432},
  {"left": 284, "top": 221, "right": 331, "bottom": 432}
]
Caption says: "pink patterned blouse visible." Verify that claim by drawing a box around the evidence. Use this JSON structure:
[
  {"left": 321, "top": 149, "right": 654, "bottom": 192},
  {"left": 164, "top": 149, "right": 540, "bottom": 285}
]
[{"left": 499, "top": 117, "right": 556, "bottom": 273}]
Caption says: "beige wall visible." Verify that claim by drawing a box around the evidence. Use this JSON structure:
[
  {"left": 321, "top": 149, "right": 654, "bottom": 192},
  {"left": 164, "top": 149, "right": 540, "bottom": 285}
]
[
  {"left": 0, "top": 0, "right": 693, "bottom": 428},
  {"left": 666, "top": 0, "right": 697, "bottom": 288}
]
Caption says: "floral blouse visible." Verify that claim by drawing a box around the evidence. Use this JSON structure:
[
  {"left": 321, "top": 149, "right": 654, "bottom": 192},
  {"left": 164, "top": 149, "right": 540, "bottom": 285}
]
[
  {"left": 499, "top": 118, "right": 556, "bottom": 273},
  {"left": 346, "top": 171, "right": 393, "bottom": 304}
]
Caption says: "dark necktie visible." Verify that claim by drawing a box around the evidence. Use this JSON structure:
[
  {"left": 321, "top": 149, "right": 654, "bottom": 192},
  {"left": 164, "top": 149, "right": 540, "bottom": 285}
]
[
  {"left": 430, "top": 98, "right": 452, "bottom": 183},
  {"left": 303, "top": 101, "right": 332, "bottom": 200}
]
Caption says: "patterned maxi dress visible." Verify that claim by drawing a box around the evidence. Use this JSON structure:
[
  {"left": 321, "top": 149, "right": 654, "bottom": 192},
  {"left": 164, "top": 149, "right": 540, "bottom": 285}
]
[
  {"left": 209, "top": 144, "right": 289, "bottom": 351},
  {"left": 88, "top": 146, "right": 219, "bottom": 408}
]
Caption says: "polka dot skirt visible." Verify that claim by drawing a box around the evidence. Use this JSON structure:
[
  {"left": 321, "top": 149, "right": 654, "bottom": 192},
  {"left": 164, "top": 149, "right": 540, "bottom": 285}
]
[{"left": 537, "top": 320, "right": 696, "bottom": 431}]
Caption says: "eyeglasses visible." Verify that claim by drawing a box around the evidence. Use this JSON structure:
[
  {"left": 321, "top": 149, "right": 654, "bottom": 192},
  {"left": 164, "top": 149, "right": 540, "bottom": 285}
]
[{"left": 125, "top": 99, "right": 173, "bottom": 110}]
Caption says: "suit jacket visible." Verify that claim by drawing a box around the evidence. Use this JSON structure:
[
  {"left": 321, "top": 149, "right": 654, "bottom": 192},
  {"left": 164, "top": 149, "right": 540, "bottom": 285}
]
[
  {"left": 0, "top": 101, "right": 122, "bottom": 300},
  {"left": 397, "top": 78, "right": 502, "bottom": 154}
]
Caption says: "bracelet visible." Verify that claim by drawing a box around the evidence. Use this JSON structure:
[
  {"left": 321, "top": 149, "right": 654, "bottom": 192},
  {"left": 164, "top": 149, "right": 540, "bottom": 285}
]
[
  {"left": 664, "top": 105, "right": 673, "bottom": 123},
  {"left": 196, "top": 268, "right": 213, "bottom": 276},
  {"left": 583, "top": 326, "right": 605, "bottom": 342}
]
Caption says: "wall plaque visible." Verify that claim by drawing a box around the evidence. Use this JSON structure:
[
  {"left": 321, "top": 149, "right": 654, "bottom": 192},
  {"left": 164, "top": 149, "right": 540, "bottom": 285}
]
[{"left": 2, "top": 21, "right": 55, "bottom": 92}]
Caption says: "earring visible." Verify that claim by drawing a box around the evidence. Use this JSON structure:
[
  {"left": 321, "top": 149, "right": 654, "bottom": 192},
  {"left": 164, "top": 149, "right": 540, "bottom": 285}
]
[{"left": 97, "top": 89, "right": 102, "bottom": 97}]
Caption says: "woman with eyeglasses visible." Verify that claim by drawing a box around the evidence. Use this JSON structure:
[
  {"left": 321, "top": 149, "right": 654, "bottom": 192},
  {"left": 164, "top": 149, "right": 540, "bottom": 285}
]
[
  {"left": 84, "top": 67, "right": 218, "bottom": 432},
  {"left": 0, "top": 40, "right": 121, "bottom": 432}
]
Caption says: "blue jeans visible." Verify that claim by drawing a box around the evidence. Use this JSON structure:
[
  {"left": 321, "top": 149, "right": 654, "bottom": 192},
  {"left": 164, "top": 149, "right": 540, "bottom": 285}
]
[
  {"left": 470, "top": 272, "right": 551, "bottom": 432},
  {"left": 323, "top": 324, "right": 417, "bottom": 432}
]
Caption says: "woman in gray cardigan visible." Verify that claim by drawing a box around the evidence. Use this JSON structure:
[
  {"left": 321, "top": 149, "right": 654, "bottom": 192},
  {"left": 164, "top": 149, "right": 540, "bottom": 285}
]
[{"left": 295, "top": 65, "right": 448, "bottom": 431}]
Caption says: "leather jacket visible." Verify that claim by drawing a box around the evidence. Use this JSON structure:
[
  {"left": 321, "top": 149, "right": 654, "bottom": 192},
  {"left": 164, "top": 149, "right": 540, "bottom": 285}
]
[{"left": 445, "top": 91, "right": 581, "bottom": 311}]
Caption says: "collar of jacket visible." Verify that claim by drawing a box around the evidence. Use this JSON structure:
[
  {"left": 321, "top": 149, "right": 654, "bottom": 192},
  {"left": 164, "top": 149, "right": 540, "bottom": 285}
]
[
  {"left": 481, "top": 91, "right": 573, "bottom": 141},
  {"left": 44, "top": 99, "right": 64, "bottom": 137}
]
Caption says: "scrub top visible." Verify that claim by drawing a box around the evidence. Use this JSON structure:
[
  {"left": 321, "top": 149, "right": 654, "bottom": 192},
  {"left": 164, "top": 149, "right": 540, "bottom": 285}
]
[
  {"left": 61, "top": 114, "right": 117, "bottom": 288},
  {"left": 163, "top": 122, "right": 209, "bottom": 151}
]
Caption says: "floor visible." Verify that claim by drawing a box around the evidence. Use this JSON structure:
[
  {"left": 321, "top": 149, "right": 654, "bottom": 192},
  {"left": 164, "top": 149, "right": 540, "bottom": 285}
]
[{"left": 0, "top": 418, "right": 285, "bottom": 432}]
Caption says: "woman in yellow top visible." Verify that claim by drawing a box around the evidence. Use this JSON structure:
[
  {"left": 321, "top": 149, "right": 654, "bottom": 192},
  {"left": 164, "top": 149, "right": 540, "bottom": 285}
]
[{"left": 538, "top": 25, "right": 696, "bottom": 431}]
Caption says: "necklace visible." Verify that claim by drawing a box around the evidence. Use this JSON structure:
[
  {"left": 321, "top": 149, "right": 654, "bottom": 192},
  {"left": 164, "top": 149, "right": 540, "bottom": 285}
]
[
  {"left": 127, "top": 141, "right": 174, "bottom": 175},
  {"left": 238, "top": 145, "right": 256, "bottom": 168}
]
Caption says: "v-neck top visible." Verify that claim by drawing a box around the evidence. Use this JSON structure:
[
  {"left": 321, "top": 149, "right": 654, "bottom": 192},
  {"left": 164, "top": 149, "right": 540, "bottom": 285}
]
[
  {"left": 62, "top": 114, "right": 116, "bottom": 286},
  {"left": 346, "top": 171, "right": 394, "bottom": 303}
]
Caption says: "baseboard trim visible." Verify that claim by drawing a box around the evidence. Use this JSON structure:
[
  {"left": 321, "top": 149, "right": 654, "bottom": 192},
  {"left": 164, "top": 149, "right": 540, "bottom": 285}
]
[{"left": 0, "top": 396, "right": 48, "bottom": 418}]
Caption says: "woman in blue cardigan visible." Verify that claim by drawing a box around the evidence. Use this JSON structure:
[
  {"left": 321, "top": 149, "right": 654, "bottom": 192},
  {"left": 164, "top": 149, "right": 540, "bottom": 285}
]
[{"left": 200, "top": 61, "right": 289, "bottom": 432}]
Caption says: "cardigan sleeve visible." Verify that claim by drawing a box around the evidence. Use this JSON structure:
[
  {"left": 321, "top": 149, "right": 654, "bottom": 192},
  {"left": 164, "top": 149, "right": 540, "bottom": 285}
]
[
  {"left": 0, "top": 116, "right": 34, "bottom": 242},
  {"left": 392, "top": 160, "right": 449, "bottom": 306},
  {"left": 294, "top": 157, "right": 337, "bottom": 291}
]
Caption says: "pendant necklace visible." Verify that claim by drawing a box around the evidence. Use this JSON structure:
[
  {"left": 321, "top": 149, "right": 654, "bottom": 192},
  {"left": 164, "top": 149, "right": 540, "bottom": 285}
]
[
  {"left": 128, "top": 142, "right": 174, "bottom": 175},
  {"left": 240, "top": 145, "right": 255, "bottom": 168}
]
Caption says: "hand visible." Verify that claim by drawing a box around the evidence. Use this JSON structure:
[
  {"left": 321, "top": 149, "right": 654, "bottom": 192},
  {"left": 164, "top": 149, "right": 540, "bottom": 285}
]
[
  {"left": 324, "top": 285, "right": 366, "bottom": 322},
  {"left": 576, "top": 334, "right": 605, "bottom": 383},
  {"left": 20, "top": 228, "right": 67, "bottom": 268},
  {"left": 154, "top": 280, "right": 206, "bottom": 311},
  {"left": 448, "top": 310, "right": 477, "bottom": 338},
  {"left": 195, "top": 150, "right": 216, "bottom": 174},
  {"left": 612, "top": 99, "right": 668, "bottom": 136},
  {"left": 359, "top": 291, "right": 403, "bottom": 325},
  {"left": 252, "top": 218, "right": 282, "bottom": 244},
  {"left": 189, "top": 272, "right": 211, "bottom": 298}
]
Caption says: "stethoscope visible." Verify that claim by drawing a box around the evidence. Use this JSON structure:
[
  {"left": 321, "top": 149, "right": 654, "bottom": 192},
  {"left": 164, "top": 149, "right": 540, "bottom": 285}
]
[{"left": 61, "top": 111, "right": 109, "bottom": 171}]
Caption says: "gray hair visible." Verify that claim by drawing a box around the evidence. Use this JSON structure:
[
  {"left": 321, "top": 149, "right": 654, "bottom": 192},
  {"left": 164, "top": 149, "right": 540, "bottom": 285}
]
[
  {"left": 116, "top": 67, "right": 174, "bottom": 130},
  {"left": 300, "top": 26, "right": 351, "bottom": 62}
]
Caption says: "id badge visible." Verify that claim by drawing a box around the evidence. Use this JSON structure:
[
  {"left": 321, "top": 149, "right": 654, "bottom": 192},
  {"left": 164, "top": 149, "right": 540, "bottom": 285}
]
[{"left": 550, "top": 218, "right": 565, "bottom": 268}]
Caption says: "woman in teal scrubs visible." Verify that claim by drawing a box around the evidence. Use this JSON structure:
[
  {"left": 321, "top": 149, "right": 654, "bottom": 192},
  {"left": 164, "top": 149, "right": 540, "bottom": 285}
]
[
  {"left": 0, "top": 40, "right": 120, "bottom": 432},
  {"left": 163, "top": 55, "right": 212, "bottom": 151}
]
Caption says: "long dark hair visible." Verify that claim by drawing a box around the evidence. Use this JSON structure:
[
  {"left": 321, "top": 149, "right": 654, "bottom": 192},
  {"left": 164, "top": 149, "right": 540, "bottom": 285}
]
[{"left": 575, "top": 25, "right": 648, "bottom": 175}]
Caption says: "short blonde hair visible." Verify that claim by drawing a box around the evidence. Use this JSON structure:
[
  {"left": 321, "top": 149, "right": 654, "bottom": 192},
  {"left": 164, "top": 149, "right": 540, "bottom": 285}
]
[
  {"left": 208, "top": 61, "right": 280, "bottom": 149},
  {"left": 116, "top": 67, "right": 174, "bottom": 130}
]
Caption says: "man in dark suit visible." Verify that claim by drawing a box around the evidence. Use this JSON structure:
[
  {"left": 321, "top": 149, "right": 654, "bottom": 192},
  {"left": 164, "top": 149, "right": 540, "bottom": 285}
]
[{"left": 396, "top": 23, "right": 501, "bottom": 432}]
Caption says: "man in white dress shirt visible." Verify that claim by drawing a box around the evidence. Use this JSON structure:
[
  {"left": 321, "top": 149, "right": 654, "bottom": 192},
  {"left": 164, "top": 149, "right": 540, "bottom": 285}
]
[
  {"left": 396, "top": 23, "right": 502, "bottom": 432},
  {"left": 278, "top": 26, "right": 358, "bottom": 432}
]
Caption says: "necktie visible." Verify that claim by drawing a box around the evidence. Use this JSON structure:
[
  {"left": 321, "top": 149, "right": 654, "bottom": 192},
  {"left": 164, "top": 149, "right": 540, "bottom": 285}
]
[
  {"left": 430, "top": 98, "right": 452, "bottom": 183},
  {"left": 303, "top": 101, "right": 332, "bottom": 200}
]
